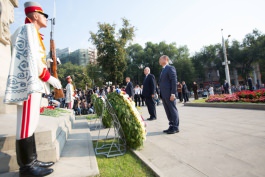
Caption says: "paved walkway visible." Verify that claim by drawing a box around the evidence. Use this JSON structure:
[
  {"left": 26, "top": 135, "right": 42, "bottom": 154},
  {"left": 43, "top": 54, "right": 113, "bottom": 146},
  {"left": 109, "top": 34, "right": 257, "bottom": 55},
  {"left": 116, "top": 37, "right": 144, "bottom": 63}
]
[
  {"left": 134, "top": 102, "right": 265, "bottom": 177},
  {"left": 49, "top": 117, "right": 99, "bottom": 177},
  {"left": 1, "top": 116, "right": 99, "bottom": 177},
  {"left": 2, "top": 102, "right": 265, "bottom": 177}
]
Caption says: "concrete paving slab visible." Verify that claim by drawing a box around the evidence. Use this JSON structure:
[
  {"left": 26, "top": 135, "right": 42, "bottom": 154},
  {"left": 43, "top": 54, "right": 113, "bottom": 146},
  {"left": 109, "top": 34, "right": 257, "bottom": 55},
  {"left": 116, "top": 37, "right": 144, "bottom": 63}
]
[
  {"left": 0, "top": 116, "right": 99, "bottom": 177},
  {"left": 135, "top": 103, "right": 265, "bottom": 177},
  {"left": 50, "top": 117, "right": 99, "bottom": 177}
]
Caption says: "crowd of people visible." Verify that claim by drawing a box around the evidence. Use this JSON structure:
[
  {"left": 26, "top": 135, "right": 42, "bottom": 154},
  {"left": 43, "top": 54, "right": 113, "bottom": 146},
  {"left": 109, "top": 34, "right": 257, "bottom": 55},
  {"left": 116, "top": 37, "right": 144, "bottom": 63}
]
[{"left": 45, "top": 75, "right": 263, "bottom": 116}]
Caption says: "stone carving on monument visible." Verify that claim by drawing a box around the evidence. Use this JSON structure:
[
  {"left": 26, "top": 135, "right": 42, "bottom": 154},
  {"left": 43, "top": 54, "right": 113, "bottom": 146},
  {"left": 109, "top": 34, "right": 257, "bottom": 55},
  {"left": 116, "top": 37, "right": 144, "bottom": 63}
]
[
  {"left": 0, "top": 0, "right": 17, "bottom": 45},
  {"left": 0, "top": 0, "right": 18, "bottom": 114}
]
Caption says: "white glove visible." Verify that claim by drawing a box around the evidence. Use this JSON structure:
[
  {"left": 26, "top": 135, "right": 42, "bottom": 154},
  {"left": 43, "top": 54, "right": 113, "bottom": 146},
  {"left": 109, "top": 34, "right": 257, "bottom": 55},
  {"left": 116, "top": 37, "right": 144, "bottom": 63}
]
[
  {"left": 46, "top": 58, "right": 53, "bottom": 68},
  {"left": 47, "top": 76, "right": 62, "bottom": 89}
]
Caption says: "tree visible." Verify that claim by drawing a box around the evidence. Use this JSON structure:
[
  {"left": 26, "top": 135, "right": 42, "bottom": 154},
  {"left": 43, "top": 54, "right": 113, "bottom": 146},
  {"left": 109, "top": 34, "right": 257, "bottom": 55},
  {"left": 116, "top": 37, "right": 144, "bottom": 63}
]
[
  {"left": 85, "top": 64, "right": 103, "bottom": 88},
  {"left": 125, "top": 42, "right": 195, "bottom": 86},
  {"left": 57, "top": 62, "right": 90, "bottom": 90},
  {"left": 192, "top": 44, "right": 227, "bottom": 85},
  {"left": 241, "top": 30, "right": 264, "bottom": 80},
  {"left": 90, "top": 18, "right": 135, "bottom": 85},
  {"left": 124, "top": 44, "right": 145, "bottom": 84},
  {"left": 191, "top": 29, "right": 265, "bottom": 87},
  {"left": 173, "top": 58, "right": 195, "bottom": 89}
]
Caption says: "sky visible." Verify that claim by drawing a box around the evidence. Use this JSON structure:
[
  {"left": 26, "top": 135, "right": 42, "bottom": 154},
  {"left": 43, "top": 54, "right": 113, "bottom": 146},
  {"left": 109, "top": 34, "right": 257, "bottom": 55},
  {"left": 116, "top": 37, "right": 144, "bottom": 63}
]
[{"left": 10, "top": 0, "right": 265, "bottom": 55}]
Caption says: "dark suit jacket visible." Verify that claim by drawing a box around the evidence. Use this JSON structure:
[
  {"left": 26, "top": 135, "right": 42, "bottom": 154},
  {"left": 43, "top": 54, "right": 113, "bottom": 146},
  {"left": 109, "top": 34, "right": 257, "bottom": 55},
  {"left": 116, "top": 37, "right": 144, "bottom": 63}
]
[
  {"left": 125, "top": 82, "right": 134, "bottom": 97},
  {"left": 182, "top": 84, "right": 188, "bottom": 93},
  {"left": 142, "top": 74, "right": 156, "bottom": 98},
  {"left": 159, "top": 65, "right": 177, "bottom": 99}
]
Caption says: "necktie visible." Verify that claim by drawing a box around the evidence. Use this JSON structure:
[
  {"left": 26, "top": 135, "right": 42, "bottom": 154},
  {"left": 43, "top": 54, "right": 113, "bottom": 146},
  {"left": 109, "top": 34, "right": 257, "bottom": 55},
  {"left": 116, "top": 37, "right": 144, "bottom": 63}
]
[
  {"left": 160, "top": 68, "right": 165, "bottom": 80},
  {"left": 144, "top": 75, "right": 147, "bottom": 83}
]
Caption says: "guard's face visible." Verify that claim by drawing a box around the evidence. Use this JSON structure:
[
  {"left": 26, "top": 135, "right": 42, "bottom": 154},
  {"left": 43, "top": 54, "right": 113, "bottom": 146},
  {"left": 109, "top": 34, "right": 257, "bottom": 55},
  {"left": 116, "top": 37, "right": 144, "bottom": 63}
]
[{"left": 37, "top": 12, "right": 47, "bottom": 28}]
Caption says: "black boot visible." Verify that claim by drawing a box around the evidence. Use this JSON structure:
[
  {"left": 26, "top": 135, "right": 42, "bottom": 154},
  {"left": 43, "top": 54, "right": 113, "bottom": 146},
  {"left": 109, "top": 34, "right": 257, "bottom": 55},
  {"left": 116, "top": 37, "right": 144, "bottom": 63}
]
[
  {"left": 32, "top": 134, "right": 54, "bottom": 168},
  {"left": 16, "top": 135, "right": 53, "bottom": 177}
]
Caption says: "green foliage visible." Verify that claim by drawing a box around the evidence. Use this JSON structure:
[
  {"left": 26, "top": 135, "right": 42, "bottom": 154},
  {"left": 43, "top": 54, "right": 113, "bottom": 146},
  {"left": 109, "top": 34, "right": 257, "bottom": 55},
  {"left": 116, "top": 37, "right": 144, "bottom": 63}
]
[
  {"left": 90, "top": 18, "right": 135, "bottom": 85},
  {"left": 93, "top": 96, "right": 104, "bottom": 117},
  {"left": 40, "top": 108, "right": 70, "bottom": 117},
  {"left": 86, "top": 64, "right": 103, "bottom": 87},
  {"left": 92, "top": 94, "right": 112, "bottom": 128},
  {"left": 57, "top": 62, "right": 90, "bottom": 89},
  {"left": 92, "top": 92, "right": 146, "bottom": 148},
  {"left": 192, "top": 44, "right": 225, "bottom": 83},
  {"left": 125, "top": 41, "right": 195, "bottom": 86},
  {"left": 91, "top": 94, "right": 98, "bottom": 104},
  {"left": 239, "top": 29, "right": 265, "bottom": 80},
  {"left": 102, "top": 109, "right": 112, "bottom": 128},
  {"left": 173, "top": 58, "right": 195, "bottom": 88},
  {"left": 107, "top": 92, "right": 145, "bottom": 149},
  {"left": 192, "top": 29, "right": 265, "bottom": 84}
]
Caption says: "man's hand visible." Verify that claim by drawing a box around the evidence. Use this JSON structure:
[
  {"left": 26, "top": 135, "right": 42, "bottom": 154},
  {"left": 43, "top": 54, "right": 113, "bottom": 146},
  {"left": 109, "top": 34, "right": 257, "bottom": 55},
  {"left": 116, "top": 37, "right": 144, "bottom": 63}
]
[
  {"left": 151, "top": 94, "right": 155, "bottom": 98},
  {"left": 170, "top": 94, "right": 175, "bottom": 101}
]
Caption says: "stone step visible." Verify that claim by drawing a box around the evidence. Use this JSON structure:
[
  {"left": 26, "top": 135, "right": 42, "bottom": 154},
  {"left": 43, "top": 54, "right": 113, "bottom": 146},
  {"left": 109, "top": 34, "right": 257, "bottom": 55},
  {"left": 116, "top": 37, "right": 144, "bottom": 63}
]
[
  {"left": 0, "top": 110, "right": 75, "bottom": 174},
  {"left": 0, "top": 116, "right": 99, "bottom": 177},
  {"left": 49, "top": 117, "right": 99, "bottom": 177},
  {"left": 0, "top": 131, "right": 53, "bottom": 152},
  {"left": 0, "top": 143, "right": 57, "bottom": 173}
]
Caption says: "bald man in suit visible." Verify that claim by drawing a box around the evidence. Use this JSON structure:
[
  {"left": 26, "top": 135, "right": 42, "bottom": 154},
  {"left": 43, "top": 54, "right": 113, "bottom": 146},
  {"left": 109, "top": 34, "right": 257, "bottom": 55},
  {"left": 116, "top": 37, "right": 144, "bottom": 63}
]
[{"left": 159, "top": 55, "right": 179, "bottom": 134}]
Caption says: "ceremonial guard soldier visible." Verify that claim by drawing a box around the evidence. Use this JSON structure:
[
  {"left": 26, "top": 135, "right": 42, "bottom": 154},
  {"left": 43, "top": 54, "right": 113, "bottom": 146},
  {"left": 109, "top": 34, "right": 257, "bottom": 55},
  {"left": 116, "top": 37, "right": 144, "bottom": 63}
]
[
  {"left": 65, "top": 76, "right": 75, "bottom": 109},
  {"left": 4, "top": 1, "right": 62, "bottom": 176}
]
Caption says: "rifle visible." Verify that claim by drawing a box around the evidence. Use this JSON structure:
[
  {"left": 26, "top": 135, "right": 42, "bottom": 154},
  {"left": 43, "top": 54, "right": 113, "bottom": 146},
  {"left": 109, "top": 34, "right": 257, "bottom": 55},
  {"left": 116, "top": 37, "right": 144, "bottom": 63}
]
[{"left": 50, "top": 18, "right": 64, "bottom": 99}]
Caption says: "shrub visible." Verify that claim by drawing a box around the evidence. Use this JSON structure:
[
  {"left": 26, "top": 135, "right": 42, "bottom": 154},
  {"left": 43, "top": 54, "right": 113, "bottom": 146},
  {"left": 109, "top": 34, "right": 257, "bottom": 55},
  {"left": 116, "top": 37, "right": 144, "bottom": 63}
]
[{"left": 206, "top": 89, "right": 265, "bottom": 103}]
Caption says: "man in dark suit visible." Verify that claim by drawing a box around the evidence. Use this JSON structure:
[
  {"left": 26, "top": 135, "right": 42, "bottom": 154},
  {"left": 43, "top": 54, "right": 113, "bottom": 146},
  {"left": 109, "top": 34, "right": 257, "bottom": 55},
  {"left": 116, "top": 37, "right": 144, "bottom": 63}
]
[
  {"left": 142, "top": 67, "right": 157, "bottom": 121},
  {"left": 125, "top": 77, "right": 134, "bottom": 98},
  {"left": 159, "top": 55, "right": 179, "bottom": 134},
  {"left": 224, "top": 80, "right": 229, "bottom": 94},
  {"left": 247, "top": 76, "right": 253, "bottom": 91}
]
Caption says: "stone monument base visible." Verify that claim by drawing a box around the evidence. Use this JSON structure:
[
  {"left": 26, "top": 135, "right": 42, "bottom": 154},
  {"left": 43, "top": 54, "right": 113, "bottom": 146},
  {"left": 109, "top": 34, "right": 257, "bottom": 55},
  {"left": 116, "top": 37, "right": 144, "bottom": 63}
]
[{"left": 0, "top": 109, "right": 75, "bottom": 174}]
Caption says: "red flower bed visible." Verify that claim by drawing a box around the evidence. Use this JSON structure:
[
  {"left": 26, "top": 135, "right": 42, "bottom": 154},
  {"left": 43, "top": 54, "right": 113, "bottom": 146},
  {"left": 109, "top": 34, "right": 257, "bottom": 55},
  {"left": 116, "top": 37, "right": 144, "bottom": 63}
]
[
  {"left": 206, "top": 89, "right": 265, "bottom": 103},
  {"left": 206, "top": 94, "right": 239, "bottom": 102},
  {"left": 236, "top": 90, "right": 265, "bottom": 99}
]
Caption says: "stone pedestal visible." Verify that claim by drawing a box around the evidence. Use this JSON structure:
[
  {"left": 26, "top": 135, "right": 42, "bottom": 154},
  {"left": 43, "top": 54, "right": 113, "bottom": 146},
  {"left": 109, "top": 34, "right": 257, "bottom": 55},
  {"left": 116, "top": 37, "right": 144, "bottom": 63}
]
[{"left": 0, "top": 0, "right": 18, "bottom": 114}]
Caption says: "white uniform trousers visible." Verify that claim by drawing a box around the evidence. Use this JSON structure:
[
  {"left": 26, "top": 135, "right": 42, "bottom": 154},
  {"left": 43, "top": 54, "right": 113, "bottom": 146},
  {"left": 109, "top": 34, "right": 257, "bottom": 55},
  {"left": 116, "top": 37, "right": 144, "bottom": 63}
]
[
  {"left": 16, "top": 93, "right": 42, "bottom": 140},
  {"left": 67, "top": 100, "right": 74, "bottom": 109}
]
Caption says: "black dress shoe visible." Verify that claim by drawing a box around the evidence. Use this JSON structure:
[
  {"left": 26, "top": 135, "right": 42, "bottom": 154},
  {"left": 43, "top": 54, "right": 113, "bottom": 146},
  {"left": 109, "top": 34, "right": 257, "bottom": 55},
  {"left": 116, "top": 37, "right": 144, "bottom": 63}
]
[
  {"left": 147, "top": 117, "right": 156, "bottom": 121},
  {"left": 167, "top": 128, "right": 179, "bottom": 134},
  {"left": 35, "top": 160, "right": 54, "bottom": 168},
  {"left": 19, "top": 166, "right": 53, "bottom": 177},
  {"left": 163, "top": 126, "right": 172, "bottom": 133}
]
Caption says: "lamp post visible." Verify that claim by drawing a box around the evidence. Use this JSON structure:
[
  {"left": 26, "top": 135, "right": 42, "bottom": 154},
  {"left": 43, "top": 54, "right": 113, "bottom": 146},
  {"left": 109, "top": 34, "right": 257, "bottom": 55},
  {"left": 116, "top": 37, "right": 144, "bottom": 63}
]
[{"left": 221, "top": 29, "right": 232, "bottom": 94}]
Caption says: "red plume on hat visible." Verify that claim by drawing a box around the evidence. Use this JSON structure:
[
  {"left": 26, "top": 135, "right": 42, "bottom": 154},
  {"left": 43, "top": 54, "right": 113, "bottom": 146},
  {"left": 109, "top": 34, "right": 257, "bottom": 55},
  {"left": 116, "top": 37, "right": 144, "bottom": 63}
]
[{"left": 24, "top": 1, "right": 48, "bottom": 24}]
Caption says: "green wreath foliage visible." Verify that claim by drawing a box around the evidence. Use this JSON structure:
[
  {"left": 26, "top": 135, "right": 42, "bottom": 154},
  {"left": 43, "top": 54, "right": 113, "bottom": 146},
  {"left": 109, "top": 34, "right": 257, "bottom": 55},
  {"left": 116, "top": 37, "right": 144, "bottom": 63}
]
[
  {"left": 102, "top": 109, "right": 112, "bottom": 128},
  {"left": 92, "top": 94, "right": 112, "bottom": 128},
  {"left": 92, "top": 92, "right": 146, "bottom": 149},
  {"left": 107, "top": 92, "right": 146, "bottom": 149},
  {"left": 91, "top": 94, "right": 98, "bottom": 107}
]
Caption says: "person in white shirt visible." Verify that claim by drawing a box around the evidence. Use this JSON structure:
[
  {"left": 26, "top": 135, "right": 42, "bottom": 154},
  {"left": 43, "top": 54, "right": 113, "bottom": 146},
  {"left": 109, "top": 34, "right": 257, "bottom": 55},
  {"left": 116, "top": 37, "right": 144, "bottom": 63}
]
[
  {"left": 140, "top": 85, "right": 145, "bottom": 106},
  {"left": 208, "top": 85, "right": 214, "bottom": 95},
  {"left": 134, "top": 85, "right": 141, "bottom": 107}
]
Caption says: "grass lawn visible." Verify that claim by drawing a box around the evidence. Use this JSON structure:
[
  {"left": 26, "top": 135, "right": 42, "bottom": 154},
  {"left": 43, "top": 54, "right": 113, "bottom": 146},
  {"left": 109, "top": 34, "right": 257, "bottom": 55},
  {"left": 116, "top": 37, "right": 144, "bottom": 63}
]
[
  {"left": 86, "top": 114, "right": 98, "bottom": 120},
  {"left": 93, "top": 141, "right": 156, "bottom": 177},
  {"left": 192, "top": 98, "right": 207, "bottom": 103}
]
